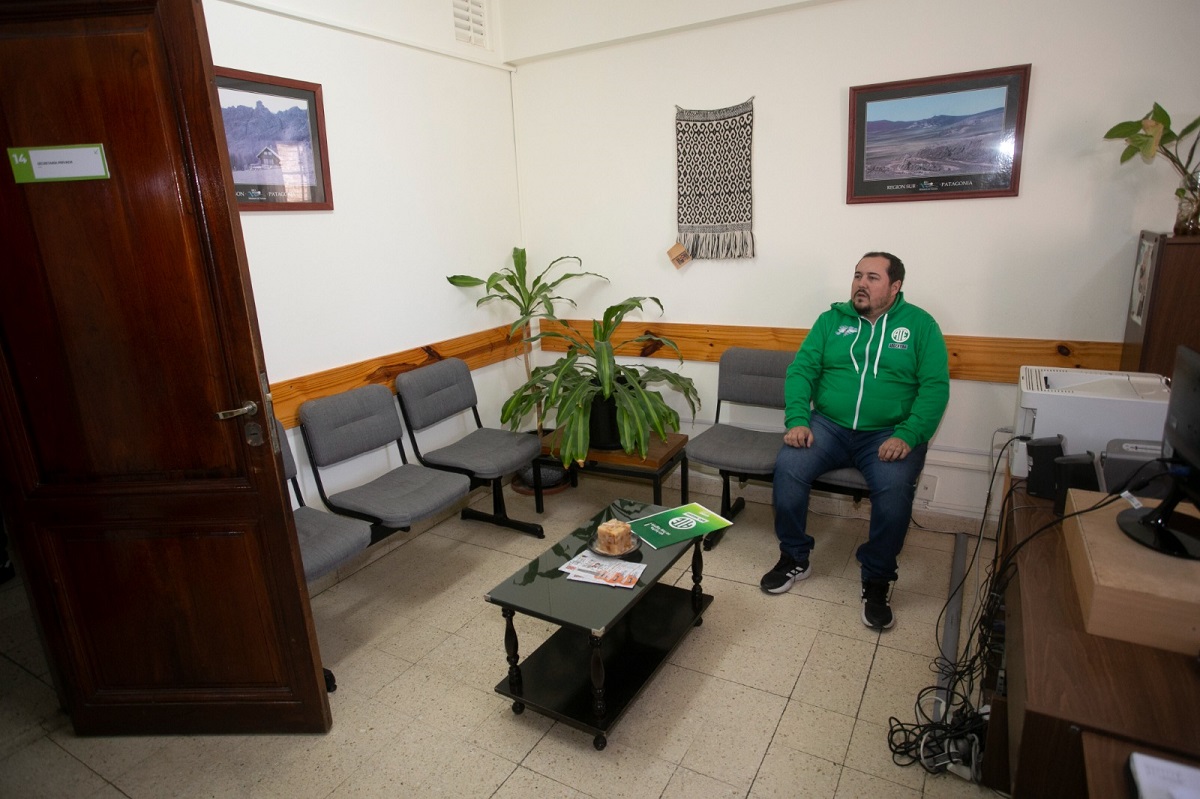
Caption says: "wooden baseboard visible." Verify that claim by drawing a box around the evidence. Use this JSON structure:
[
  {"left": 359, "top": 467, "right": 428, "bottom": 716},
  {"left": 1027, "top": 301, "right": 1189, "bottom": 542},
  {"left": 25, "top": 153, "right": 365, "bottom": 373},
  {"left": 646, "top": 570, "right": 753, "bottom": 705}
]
[{"left": 269, "top": 322, "right": 1124, "bottom": 427}]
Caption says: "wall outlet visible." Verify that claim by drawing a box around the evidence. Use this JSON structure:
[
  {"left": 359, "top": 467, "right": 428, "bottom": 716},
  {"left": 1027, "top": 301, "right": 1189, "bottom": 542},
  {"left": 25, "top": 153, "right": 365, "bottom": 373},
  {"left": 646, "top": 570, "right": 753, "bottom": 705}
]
[{"left": 916, "top": 475, "right": 938, "bottom": 502}]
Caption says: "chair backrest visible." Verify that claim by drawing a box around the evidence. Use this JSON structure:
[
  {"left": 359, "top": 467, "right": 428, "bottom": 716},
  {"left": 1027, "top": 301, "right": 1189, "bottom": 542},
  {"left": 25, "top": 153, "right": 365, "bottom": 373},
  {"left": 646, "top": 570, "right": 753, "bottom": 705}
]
[
  {"left": 299, "top": 384, "right": 407, "bottom": 467},
  {"left": 394, "top": 358, "right": 477, "bottom": 432},
  {"left": 717, "top": 347, "right": 794, "bottom": 409},
  {"left": 273, "top": 417, "right": 298, "bottom": 480},
  {"left": 272, "top": 416, "right": 309, "bottom": 507}
]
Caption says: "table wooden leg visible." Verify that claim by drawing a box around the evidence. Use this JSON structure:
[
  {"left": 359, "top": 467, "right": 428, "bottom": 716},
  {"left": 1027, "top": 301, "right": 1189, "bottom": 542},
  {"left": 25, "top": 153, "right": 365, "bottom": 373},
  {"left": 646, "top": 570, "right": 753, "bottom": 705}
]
[
  {"left": 589, "top": 634, "right": 606, "bottom": 721},
  {"left": 690, "top": 539, "right": 704, "bottom": 617},
  {"left": 503, "top": 608, "right": 523, "bottom": 698}
]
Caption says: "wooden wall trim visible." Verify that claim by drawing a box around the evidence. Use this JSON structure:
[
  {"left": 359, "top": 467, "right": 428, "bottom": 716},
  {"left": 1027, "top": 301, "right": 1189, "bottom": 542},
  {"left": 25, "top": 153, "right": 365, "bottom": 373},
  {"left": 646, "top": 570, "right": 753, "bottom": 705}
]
[
  {"left": 537, "top": 320, "right": 1124, "bottom": 384},
  {"left": 270, "top": 321, "right": 1124, "bottom": 427},
  {"left": 270, "top": 325, "right": 523, "bottom": 427}
]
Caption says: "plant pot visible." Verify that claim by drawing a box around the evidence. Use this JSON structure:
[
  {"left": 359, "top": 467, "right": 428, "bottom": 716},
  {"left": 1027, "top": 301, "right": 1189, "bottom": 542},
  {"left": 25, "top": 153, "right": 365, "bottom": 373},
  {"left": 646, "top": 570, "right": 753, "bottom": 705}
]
[
  {"left": 512, "top": 462, "right": 571, "bottom": 493},
  {"left": 512, "top": 428, "right": 571, "bottom": 494},
  {"left": 1175, "top": 193, "right": 1200, "bottom": 236},
  {"left": 588, "top": 392, "right": 623, "bottom": 450}
]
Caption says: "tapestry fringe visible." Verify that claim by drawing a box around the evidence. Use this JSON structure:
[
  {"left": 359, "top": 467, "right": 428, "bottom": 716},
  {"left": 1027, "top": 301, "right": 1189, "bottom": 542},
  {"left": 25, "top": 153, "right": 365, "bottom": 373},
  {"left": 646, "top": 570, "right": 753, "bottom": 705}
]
[{"left": 679, "top": 230, "right": 755, "bottom": 260}]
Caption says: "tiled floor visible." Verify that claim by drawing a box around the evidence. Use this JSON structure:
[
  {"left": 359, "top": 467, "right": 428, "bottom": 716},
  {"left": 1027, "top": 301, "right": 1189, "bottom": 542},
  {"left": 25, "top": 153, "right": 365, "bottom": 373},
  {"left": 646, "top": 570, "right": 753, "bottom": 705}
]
[{"left": 0, "top": 476, "right": 1000, "bottom": 798}]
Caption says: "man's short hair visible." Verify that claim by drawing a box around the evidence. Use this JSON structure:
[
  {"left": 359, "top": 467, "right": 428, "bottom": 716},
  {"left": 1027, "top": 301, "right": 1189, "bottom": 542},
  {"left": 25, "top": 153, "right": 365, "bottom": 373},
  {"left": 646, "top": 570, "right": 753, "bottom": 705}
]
[{"left": 862, "top": 251, "right": 905, "bottom": 285}]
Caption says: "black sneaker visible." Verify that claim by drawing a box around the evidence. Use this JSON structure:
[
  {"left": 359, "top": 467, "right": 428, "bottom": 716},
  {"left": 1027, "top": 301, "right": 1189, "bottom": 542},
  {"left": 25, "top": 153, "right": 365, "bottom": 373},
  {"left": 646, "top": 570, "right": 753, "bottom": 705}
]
[
  {"left": 861, "top": 579, "right": 894, "bottom": 629},
  {"left": 760, "top": 553, "right": 810, "bottom": 594}
]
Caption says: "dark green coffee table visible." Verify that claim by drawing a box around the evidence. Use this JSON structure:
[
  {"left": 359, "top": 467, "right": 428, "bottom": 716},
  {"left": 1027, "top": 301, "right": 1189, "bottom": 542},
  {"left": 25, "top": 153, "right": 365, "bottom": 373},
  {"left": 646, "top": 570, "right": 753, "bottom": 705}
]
[{"left": 484, "top": 499, "right": 713, "bottom": 750}]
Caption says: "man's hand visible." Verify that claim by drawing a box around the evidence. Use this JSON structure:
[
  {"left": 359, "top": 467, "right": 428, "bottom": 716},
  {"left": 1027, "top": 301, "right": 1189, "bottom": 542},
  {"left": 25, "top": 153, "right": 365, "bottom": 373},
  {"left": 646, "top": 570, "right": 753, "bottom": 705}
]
[
  {"left": 784, "top": 426, "right": 813, "bottom": 448},
  {"left": 878, "top": 436, "right": 911, "bottom": 462}
]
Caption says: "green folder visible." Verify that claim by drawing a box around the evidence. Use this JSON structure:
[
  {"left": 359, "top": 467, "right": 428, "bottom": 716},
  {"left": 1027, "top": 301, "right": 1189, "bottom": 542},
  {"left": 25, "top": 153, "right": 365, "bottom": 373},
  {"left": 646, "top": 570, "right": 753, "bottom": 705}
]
[{"left": 631, "top": 502, "right": 732, "bottom": 549}]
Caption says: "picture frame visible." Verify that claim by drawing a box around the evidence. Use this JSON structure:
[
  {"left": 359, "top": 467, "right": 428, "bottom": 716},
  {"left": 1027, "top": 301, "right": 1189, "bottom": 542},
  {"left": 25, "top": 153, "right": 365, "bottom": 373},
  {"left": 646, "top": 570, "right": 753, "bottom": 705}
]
[
  {"left": 847, "top": 64, "right": 1031, "bottom": 204},
  {"left": 1128, "top": 230, "right": 1163, "bottom": 326},
  {"left": 213, "top": 67, "right": 333, "bottom": 211}
]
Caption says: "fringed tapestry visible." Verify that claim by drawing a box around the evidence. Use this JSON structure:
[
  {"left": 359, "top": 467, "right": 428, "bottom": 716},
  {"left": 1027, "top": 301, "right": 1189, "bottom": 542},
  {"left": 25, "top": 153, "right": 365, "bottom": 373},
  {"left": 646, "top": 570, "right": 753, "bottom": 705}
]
[{"left": 675, "top": 97, "right": 754, "bottom": 259}]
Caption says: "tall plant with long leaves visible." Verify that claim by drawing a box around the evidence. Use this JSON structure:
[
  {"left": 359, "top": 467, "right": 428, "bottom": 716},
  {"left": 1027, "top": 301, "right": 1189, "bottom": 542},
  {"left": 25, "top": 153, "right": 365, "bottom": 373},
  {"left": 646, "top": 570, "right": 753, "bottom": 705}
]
[
  {"left": 447, "top": 247, "right": 605, "bottom": 441},
  {"left": 501, "top": 297, "right": 701, "bottom": 467}
]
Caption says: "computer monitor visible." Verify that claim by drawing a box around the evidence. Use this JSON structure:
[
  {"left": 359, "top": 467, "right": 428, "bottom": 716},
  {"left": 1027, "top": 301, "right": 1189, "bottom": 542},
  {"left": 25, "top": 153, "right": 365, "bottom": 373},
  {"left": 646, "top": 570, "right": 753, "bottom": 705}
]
[{"left": 1117, "top": 345, "right": 1200, "bottom": 559}]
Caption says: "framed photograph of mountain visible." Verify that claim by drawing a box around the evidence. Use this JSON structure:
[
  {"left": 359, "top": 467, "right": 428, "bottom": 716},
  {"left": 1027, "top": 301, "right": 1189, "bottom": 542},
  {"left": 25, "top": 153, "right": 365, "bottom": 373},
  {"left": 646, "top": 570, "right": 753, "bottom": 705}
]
[
  {"left": 213, "top": 68, "right": 333, "bottom": 211},
  {"left": 846, "top": 64, "right": 1030, "bottom": 203}
]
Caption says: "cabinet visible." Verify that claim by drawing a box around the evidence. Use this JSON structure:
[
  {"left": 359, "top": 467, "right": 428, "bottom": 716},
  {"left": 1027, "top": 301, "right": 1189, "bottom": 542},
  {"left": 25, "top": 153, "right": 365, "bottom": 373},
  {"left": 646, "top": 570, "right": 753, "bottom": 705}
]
[
  {"left": 993, "top": 488, "right": 1200, "bottom": 797},
  {"left": 1122, "top": 232, "right": 1200, "bottom": 378}
]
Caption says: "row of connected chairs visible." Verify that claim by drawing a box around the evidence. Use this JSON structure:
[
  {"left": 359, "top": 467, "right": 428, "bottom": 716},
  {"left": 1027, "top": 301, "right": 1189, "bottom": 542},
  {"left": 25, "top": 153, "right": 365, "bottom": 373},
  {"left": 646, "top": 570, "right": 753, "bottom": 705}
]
[
  {"left": 688, "top": 346, "right": 870, "bottom": 549},
  {"left": 291, "top": 358, "right": 545, "bottom": 547},
  {"left": 273, "top": 359, "right": 549, "bottom": 690},
  {"left": 280, "top": 349, "right": 864, "bottom": 577}
]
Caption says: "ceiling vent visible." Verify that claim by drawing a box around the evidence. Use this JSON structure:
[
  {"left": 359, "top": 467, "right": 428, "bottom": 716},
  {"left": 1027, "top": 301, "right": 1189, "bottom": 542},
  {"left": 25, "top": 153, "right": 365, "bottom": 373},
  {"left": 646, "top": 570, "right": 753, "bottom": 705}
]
[{"left": 452, "top": 0, "right": 488, "bottom": 48}]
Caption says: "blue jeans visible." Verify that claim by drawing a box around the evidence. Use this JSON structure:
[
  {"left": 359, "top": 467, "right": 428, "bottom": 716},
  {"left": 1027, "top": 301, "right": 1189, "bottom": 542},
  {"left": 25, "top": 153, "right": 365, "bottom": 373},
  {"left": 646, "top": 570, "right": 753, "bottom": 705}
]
[{"left": 773, "top": 412, "right": 927, "bottom": 583}]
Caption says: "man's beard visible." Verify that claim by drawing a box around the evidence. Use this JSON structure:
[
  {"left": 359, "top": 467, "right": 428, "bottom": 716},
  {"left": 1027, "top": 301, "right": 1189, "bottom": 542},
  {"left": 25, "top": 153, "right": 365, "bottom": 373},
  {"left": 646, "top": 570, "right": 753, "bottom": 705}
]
[{"left": 852, "top": 292, "right": 870, "bottom": 313}]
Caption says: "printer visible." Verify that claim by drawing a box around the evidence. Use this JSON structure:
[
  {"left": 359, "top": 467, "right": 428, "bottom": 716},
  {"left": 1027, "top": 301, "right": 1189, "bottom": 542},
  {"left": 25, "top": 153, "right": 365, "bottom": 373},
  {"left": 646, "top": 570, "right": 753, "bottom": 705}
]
[{"left": 1010, "top": 366, "right": 1170, "bottom": 477}]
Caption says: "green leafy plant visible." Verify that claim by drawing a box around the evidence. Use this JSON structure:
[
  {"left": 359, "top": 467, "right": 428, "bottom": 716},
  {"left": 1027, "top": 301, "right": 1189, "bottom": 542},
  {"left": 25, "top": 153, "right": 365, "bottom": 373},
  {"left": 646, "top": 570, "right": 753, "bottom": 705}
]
[
  {"left": 447, "top": 247, "right": 605, "bottom": 441},
  {"left": 1105, "top": 104, "right": 1200, "bottom": 232},
  {"left": 501, "top": 297, "right": 701, "bottom": 467}
]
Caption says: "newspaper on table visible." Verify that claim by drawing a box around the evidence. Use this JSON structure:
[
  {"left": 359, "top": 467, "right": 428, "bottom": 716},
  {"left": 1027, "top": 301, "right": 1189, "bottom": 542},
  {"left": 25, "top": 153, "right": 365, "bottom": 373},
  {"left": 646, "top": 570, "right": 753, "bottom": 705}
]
[{"left": 559, "top": 550, "right": 646, "bottom": 589}]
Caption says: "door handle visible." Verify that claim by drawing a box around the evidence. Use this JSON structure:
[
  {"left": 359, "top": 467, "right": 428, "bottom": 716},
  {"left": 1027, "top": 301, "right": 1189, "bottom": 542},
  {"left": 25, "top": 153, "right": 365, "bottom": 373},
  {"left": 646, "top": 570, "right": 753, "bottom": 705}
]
[{"left": 215, "top": 400, "right": 258, "bottom": 420}]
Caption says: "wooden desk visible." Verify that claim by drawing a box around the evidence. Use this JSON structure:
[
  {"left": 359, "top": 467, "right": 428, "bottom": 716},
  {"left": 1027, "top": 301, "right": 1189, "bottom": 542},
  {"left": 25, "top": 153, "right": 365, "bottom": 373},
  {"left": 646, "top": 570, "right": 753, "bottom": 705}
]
[
  {"left": 1082, "top": 732, "right": 1200, "bottom": 798},
  {"left": 541, "top": 431, "right": 688, "bottom": 507},
  {"left": 998, "top": 489, "right": 1200, "bottom": 797}
]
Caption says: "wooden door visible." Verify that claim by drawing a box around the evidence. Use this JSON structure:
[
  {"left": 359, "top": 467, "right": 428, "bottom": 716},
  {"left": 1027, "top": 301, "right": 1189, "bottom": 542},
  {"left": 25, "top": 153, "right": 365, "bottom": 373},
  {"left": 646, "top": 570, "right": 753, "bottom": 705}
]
[{"left": 0, "top": 0, "right": 331, "bottom": 734}]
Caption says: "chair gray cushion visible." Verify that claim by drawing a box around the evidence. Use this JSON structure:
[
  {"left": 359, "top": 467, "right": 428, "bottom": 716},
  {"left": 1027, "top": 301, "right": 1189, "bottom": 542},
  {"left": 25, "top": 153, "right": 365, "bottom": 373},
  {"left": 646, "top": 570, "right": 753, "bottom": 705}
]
[
  {"left": 327, "top": 463, "right": 470, "bottom": 528},
  {"left": 421, "top": 428, "right": 541, "bottom": 479},
  {"left": 688, "top": 424, "right": 782, "bottom": 475},
  {"left": 300, "top": 385, "right": 406, "bottom": 467},
  {"left": 816, "top": 467, "right": 870, "bottom": 492},
  {"left": 395, "top": 358, "right": 477, "bottom": 432},
  {"left": 292, "top": 506, "right": 371, "bottom": 582},
  {"left": 717, "top": 347, "right": 794, "bottom": 408}
]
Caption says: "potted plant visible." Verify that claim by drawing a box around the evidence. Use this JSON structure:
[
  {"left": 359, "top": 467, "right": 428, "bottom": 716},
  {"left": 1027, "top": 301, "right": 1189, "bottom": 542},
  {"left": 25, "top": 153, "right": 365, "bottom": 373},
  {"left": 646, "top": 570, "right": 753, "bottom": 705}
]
[
  {"left": 447, "top": 247, "right": 605, "bottom": 486},
  {"left": 501, "top": 296, "right": 701, "bottom": 467},
  {"left": 1104, "top": 104, "right": 1200, "bottom": 235}
]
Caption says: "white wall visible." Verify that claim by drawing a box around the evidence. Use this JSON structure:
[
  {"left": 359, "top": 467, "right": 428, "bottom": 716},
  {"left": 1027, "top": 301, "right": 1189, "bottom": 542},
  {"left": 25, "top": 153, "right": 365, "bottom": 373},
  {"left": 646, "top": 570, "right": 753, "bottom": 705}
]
[
  {"left": 204, "top": 0, "right": 523, "bottom": 382},
  {"left": 500, "top": 0, "right": 826, "bottom": 64},
  {"left": 201, "top": 0, "right": 1200, "bottom": 518},
  {"left": 508, "top": 0, "right": 1200, "bottom": 515},
  {"left": 203, "top": 0, "right": 528, "bottom": 502}
]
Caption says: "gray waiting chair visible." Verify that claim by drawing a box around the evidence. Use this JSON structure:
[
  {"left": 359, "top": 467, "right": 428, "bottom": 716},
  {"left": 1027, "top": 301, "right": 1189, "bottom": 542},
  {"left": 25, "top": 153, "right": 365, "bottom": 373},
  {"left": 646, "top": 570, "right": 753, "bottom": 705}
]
[
  {"left": 395, "top": 358, "right": 545, "bottom": 538},
  {"left": 274, "top": 417, "right": 371, "bottom": 583},
  {"left": 274, "top": 416, "right": 373, "bottom": 694},
  {"left": 688, "top": 347, "right": 869, "bottom": 549},
  {"left": 298, "top": 385, "right": 471, "bottom": 539}
]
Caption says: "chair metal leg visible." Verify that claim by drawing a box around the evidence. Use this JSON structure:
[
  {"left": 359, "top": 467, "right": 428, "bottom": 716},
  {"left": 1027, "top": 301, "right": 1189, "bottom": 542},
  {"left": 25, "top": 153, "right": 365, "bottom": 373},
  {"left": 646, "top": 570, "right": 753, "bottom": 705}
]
[
  {"left": 532, "top": 457, "right": 545, "bottom": 514},
  {"left": 704, "top": 472, "right": 743, "bottom": 550},
  {"left": 460, "top": 479, "right": 544, "bottom": 538}
]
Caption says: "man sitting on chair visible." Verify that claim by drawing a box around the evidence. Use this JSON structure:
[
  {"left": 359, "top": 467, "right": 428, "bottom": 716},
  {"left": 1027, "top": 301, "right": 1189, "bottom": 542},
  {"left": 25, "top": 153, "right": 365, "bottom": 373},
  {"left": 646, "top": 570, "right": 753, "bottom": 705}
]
[{"left": 760, "top": 252, "right": 949, "bottom": 631}]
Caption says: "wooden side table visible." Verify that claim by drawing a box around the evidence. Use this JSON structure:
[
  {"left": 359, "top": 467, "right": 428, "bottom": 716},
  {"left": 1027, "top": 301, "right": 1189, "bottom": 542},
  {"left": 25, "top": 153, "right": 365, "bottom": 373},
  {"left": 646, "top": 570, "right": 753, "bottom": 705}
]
[{"left": 540, "top": 431, "right": 689, "bottom": 507}]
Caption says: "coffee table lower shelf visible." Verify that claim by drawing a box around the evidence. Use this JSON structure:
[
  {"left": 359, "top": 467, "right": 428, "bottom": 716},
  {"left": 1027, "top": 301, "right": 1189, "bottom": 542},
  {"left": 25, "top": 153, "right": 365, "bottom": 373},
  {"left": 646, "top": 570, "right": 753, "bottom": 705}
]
[{"left": 493, "top": 581, "right": 713, "bottom": 750}]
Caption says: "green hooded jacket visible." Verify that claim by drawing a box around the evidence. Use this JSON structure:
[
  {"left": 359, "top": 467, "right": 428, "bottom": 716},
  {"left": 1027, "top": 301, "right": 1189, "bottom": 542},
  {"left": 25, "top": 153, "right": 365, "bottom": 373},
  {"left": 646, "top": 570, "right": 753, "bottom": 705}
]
[{"left": 784, "top": 292, "right": 949, "bottom": 447}]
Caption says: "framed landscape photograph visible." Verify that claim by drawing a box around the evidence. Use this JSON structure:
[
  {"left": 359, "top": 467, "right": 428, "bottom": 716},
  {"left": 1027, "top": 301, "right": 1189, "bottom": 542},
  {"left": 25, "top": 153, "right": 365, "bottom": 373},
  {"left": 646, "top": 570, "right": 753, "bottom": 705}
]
[
  {"left": 213, "top": 67, "right": 333, "bottom": 211},
  {"left": 847, "top": 64, "right": 1031, "bottom": 203}
]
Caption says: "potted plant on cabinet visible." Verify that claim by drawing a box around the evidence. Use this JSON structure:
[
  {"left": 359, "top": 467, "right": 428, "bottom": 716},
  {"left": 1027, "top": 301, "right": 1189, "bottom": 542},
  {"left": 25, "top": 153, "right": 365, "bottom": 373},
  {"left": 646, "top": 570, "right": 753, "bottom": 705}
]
[
  {"left": 447, "top": 247, "right": 606, "bottom": 487},
  {"left": 501, "top": 296, "right": 701, "bottom": 468},
  {"left": 1104, "top": 103, "right": 1200, "bottom": 236}
]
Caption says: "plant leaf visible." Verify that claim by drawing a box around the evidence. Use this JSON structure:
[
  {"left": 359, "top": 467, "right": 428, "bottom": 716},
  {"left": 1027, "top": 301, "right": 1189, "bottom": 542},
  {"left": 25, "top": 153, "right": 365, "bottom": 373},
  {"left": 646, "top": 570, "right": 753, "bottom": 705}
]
[
  {"left": 1149, "top": 103, "right": 1171, "bottom": 130},
  {"left": 1178, "top": 115, "right": 1200, "bottom": 140},
  {"left": 1104, "top": 120, "right": 1142, "bottom": 139}
]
